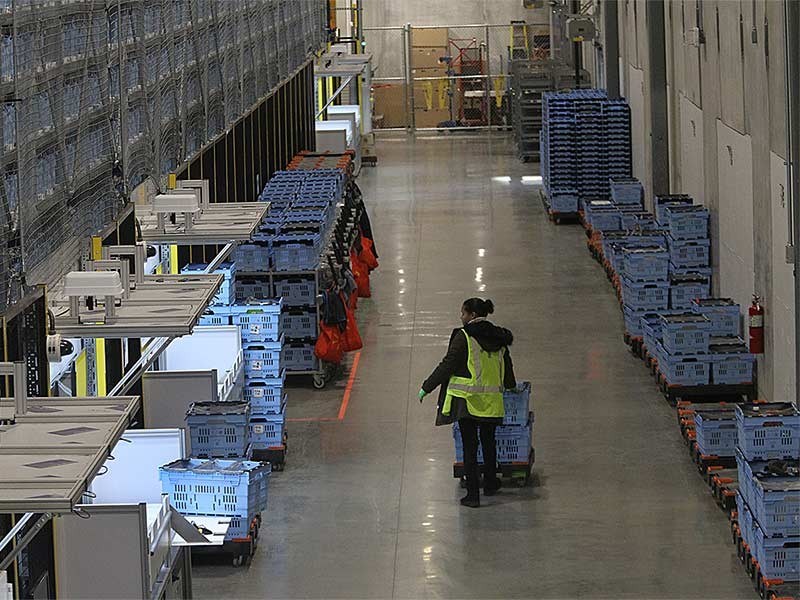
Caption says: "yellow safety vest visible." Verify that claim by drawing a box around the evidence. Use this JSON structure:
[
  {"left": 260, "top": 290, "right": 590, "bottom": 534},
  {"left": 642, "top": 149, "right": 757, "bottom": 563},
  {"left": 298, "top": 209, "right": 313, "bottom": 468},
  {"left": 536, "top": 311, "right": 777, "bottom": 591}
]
[{"left": 443, "top": 329, "right": 505, "bottom": 418}]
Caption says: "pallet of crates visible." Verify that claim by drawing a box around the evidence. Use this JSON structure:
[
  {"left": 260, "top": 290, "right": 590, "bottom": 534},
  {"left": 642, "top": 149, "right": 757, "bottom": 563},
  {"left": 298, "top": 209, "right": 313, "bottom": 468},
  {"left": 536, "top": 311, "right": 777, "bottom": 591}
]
[
  {"left": 160, "top": 458, "right": 271, "bottom": 566},
  {"left": 542, "top": 187, "right": 580, "bottom": 224},
  {"left": 451, "top": 382, "right": 535, "bottom": 488},
  {"left": 619, "top": 244, "right": 670, "bottom": 351},
  {"left": 691, "top": 408, "right": 738, "bottom": 473},
  {"left": 733, "top": 403, "right": 800, "bottom": 596}
]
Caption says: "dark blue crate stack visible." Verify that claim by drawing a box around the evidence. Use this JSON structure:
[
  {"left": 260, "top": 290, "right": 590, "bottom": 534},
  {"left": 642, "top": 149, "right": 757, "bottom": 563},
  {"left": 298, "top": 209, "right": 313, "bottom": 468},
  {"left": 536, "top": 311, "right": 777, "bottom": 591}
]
[
  {"left": 621, "top": 245, "right": 670, "bottom": 339},
  {"left": 734, "top": 403, "right": 800, "bottom": 582},
  {"left": 452, "top": 382, "right": 534, "bottom": 465},
  {"left": 234, "top": 299, "right": 286, "bottom": 455},
  {"left": 658, "top": 313, "right": 712, "bottom": 387},
  {"left": 160, "top": 458, "right": 271, "bottom": 541},
  {"left": 584, "top": 200, "right": 621, "bottom": 232},
  {"left": 690, "top": 298, "right": 753, "bottom": 383},
  {"left": 694, "top": 408, "right": 737, "bottom": 458},
  {"left": 541, "top": 89, "right": 631, "bottom": 206},
  {"left": 185, "top": 401, "right": 251, "bottom": 459}
]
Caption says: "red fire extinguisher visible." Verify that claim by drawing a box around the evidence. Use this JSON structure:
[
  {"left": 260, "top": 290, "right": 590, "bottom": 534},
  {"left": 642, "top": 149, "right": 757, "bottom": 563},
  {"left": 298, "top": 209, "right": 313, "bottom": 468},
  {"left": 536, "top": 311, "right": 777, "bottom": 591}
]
[{"left": 748, "top": 294, "right": 764, "bottom": 354}]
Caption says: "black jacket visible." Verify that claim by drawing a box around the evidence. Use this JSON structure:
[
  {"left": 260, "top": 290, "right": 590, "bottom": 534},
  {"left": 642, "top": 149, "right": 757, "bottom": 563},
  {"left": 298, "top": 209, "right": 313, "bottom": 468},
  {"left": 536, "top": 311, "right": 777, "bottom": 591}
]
[{"left": 422, "top": 320, "right": 516, "bottom": 425}]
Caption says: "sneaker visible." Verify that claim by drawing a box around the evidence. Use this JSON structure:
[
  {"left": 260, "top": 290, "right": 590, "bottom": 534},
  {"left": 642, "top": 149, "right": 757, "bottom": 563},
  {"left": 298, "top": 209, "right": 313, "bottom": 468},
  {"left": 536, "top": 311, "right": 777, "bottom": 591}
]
[
  {"left": 460, "top": 495, "right": 480, "bottom": 508},
  {"left": 484, "top": 479, "right": 503, "bottom": 496}
]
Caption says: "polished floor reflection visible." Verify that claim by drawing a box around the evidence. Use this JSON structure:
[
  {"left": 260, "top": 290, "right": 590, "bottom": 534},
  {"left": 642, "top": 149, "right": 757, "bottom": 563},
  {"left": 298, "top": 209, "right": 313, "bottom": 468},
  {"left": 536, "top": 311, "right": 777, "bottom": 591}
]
[{"left": 193, "top": 133, "right": 754, "bottom": 599}]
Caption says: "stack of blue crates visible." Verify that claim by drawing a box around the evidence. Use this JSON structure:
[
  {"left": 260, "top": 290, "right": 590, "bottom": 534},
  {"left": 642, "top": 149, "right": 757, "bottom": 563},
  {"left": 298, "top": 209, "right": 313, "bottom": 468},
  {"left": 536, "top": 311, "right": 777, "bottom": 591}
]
[
  {"left": 735, "top": 403, "right": 800, "bottom": 582},
  {"left": 654, "top": 194, "right": 712, "bottom": 308},
  {"left": 160, "top": 458, "right": 271, "bottom": 540},
  {"left": 621, "top": 245, "right": 670, "bottom": 338},
  {"left": 198, "top": 298, "right": 286, "bottom": 455},
  {"left": 658, "top": 313, "right": 712, "bottom": 386},
  {"left": 540, "top": 89, "right": 632, "bottom": 204},
  {"left": 691, "top": 297, "right": 754, "bottom": 385},
  {"left": 694, "top": 408, "right": 737, "bottom": 458},
  {"left": 235, "top": 300, "right": 286, "bottom": 454},
  {"left": 452, "top": 382, "right": 533, "bottom": 466},
  {"left": 235, "top": 169, "right": 344, "bottom": 272}
]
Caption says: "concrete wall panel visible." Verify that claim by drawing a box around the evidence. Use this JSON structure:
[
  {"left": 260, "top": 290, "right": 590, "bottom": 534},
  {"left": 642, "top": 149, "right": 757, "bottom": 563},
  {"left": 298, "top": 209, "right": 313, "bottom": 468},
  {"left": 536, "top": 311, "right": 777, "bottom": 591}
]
[
  {"left": 679, "top": 94, "right": 705, "bottom": 203},
  {"left": 717, "top": 0, "right": 746, "bottom": 132},
  {"left": 683, "top": 0, "right": 702, "bottom": 103},
  {"left": 770, "top": 152, "right": 796, "bottom": 401},
  {"left": 766, "top": 0, "right": 787, "bottom": 156},
  {"left": 628, "top": 66, "right": 648, "bottom": 199},
  {"left": 716, "top": 121, "right": 755, "bottom": 311}
]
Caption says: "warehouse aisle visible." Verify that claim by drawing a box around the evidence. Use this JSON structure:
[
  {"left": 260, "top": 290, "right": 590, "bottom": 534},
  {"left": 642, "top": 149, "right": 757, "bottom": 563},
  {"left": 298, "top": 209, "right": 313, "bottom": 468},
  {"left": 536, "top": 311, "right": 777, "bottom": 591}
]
[{"left": 193, "top": 133, "right": 754, "bottom": 599}]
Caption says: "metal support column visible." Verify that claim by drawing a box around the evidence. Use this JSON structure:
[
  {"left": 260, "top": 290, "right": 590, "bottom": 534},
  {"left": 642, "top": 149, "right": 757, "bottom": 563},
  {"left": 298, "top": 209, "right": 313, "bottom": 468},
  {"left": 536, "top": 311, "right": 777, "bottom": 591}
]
[
  {"left": 403, "top": 23, "right": 414, "bottom": 131},
  {"left": 603, "top": 0, "right": 621, "bottom": 99},
  {"left": 646, "top": 0, "right": 670, "bottom": 196},
  {"left": 785, "top": 0, "right": 800, "bottom": 404}
]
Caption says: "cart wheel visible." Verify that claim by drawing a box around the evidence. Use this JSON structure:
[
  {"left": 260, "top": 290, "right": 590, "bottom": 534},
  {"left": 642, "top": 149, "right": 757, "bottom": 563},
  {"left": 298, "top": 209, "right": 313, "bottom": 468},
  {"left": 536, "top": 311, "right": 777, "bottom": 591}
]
[
  {"left": 459, "top": 476, "right": 467, "bottom": 489},
  {"left": 232, "top": 555, "right": 244, "bottom": 567},
  {"left": 272, "top": 461, "right": 284, "bottom": 472},
  {"left": 312, "top": 373, "right": 326, "bottom": 389}
]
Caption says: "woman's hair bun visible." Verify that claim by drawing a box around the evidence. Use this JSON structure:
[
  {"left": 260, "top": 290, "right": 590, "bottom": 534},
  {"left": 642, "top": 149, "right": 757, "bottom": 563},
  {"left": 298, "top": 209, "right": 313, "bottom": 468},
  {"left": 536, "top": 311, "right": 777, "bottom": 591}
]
[
  {"left": 463, "top": 297, "right": 495, "bottom": 317},
  {"left": 483, "top": 299, "right": 495, "bottom": 314}
]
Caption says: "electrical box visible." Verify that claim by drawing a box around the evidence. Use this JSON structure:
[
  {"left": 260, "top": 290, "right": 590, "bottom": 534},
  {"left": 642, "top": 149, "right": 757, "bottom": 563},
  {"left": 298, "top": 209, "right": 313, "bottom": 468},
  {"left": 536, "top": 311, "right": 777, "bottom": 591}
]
[
  {"left": 566, "top": 16, "right": 596, "bottom": 42},
  {"left": 686, "top": 27, "right": 704, "bottom": 47}
]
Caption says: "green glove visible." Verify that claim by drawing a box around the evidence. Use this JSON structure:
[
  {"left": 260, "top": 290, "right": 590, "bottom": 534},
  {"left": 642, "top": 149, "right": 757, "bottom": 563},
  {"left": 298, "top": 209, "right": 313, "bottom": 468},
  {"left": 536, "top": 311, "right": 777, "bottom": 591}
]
[{"left": 418, "top": 389, "right": 427, "bottom": 403}]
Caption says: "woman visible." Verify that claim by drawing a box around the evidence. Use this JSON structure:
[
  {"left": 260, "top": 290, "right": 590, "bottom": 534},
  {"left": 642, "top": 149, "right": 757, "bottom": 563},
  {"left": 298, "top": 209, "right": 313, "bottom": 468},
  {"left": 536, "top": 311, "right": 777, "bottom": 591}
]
[{"left": 419, "top": 298, "right": 516, "bottom": 508}]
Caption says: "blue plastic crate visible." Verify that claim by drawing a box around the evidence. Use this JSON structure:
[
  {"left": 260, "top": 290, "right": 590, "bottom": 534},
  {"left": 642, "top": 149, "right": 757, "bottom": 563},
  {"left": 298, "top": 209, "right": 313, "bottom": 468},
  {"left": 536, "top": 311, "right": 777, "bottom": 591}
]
[
  {"left": 503, "top": 382, "right": 531, "bottom": 426},
  {"left": 736, "top": 491, "right": 756, "bottom": 548},
  {"left": 271, "top": 233, "right": 321, "bottom": 271},
  {"left": 752, "top": 523, "right": 800, "bottom": 580},
  {"left": 669, "top": 264, "right": 713, "bottom": 278},
  {"left": 621, "top": 278, "right": 669, "bottom": 311},
  {"left": 182, "top": 262, "right": 237, "bottom": 305},
  {"left": 659, "top": 354, "right": 710, "bottom": 387},
  {"left": 274, "top": 276, "right": 316, "bottom": 306},
  {"left": 710, "top": 348, "right": 755, "bottom": 385},
  {"left": 186, "top": 401, "right": 251, "bottom": 459},
  {"left": 159, "top": 458, "right": 270, "bottom": 539},
  {"left": 453, "top": 417, "right": 533, "bottom": 464},
  {"left": 234, "top": 242, "right": 271, "bottom": 272},
  {"left": 243, "top": 372, "right": 285, "bottom": 415},
  {"left": 242, "top": 339, "right": 283, "bottom": 378},
  {"left": 694, "top": 409, "right": 737, "bottom": 457},
  {"left": 235, "top": 279, "right": 271, "bottom": 301},
  {"left": 620, "top": 212, "right": 657, "bottom": 231},
  {"left": 691, "top": 298, "right": 740, "bottom": 337},
  {"left": 669, "top": 275, "right": 711, "bottom": 310},
  {"left": 622, "top": 246, "right": 670, "bottom": 282},
  {"left": 197, "top": 306, "right": 232, "bottom": 326},
  {"left": 655, "top": 195, "right": 693, "bottom": 225},
  {"left": 661, "top": 314, "right": 711, "bottom": 355},
  {"left": 668, "top": 238, "right": 710, "bottom": 268},
  {"left": 750, "top": 474, "right": 800, "bottom": 536},
  {"left": 282, "top": 342, "right": 317, "bottom": 371},
  {"left": 609, "top": 177, "right": 643, "bottom": 205},
  {"left": 280, "top": 309, "right": 317, "bottom": 339},
  {"left": 549, "top": 191, "right": 578, "bottom": 213},
  {"left": 249, "top": 408, "right": 285, "bottom": 449},
  {"left": 665, "top": 205, "right": 709, "bottom": 240},
  {"left": 231, "top": 300, "right": 282, "bottom": 343},
  {"left": 623, "top": 307, "right": 649, "bottom": 338},
  {"left": 736, "top": 403, "right": 800, "bottom": 460}
]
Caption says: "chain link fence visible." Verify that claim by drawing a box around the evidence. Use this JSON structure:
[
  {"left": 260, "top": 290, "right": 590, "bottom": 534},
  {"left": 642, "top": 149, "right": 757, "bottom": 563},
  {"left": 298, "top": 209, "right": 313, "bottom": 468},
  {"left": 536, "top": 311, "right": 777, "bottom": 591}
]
[
  {"left": 366, "top": 22, "right": 550, "bottom": 131},
  {"left": 0, "top": 0, "right": 327, "bottom": 312}
]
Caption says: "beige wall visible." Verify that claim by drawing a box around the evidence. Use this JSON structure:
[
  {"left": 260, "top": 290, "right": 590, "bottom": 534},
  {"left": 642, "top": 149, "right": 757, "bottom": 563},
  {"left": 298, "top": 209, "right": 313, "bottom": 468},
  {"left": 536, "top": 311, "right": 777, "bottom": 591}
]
[{"left": 617, "top": 0, "right": 794, "bottom": 401}]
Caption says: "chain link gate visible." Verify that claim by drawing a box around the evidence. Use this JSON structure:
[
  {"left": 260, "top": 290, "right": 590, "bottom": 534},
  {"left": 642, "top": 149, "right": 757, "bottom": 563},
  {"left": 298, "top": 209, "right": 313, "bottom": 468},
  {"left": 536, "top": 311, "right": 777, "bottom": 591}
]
[{"left": 365, "top": 22, "right": 550, "bottom": 132}]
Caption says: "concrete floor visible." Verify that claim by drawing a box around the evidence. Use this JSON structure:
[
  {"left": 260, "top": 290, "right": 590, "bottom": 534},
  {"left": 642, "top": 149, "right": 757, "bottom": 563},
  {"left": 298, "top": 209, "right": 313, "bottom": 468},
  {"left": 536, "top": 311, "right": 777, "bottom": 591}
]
[{"left": 193, "top": 133, "right": 755, "bottom": 599}]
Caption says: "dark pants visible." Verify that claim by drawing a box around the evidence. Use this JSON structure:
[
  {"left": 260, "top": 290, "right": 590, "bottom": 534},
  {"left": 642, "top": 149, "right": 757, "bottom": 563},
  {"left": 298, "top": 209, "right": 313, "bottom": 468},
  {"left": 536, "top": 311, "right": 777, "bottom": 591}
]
[{"left": 459, "top": 418, "right": 499, "bottom": 498}]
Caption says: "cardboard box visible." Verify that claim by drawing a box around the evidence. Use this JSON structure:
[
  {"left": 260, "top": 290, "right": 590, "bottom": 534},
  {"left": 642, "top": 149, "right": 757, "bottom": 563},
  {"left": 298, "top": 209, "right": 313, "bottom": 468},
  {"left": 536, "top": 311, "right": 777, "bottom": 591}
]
[
  {"left": 372, "top": 84, "right": 408, "bottom": 128},
  {"left": 411, "top": 47, "right": 447, "bottom": 70},
  {"left": 412, "top": 27, "right": 449, "bottom": 48},
  {"left": 414, "top": 107, "right": 451, "bottom": 128}
]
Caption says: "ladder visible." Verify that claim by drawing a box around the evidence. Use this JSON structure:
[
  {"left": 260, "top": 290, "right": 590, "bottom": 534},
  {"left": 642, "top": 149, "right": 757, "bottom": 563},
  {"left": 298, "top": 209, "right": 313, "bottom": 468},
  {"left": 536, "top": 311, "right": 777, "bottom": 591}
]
[{"left": 509, "top": 20, "right": 529, "bottom": 61}]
